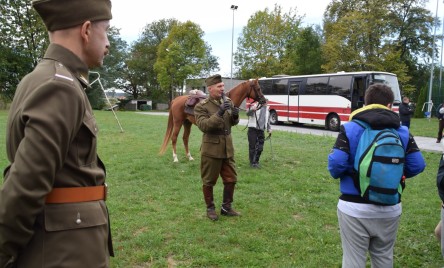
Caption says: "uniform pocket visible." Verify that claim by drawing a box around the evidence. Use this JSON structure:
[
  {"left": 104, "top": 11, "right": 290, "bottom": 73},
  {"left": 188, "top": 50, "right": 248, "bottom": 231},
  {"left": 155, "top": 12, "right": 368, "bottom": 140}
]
[
  {"left": 44, "top": 201, "right": 107, "bottom": 232},
  {"left": 75, "top": 116, "right": 98, "bottom": 166}
]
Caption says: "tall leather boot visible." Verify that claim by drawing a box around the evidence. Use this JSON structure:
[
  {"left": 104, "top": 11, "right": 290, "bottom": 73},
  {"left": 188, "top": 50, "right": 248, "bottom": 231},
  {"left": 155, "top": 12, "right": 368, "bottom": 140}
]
[
  {"left": 221, "top": 183, "right": 241, "bottom": 216},
  {"left": 202, "top": 185, "right": 218, "bottom": 221}
]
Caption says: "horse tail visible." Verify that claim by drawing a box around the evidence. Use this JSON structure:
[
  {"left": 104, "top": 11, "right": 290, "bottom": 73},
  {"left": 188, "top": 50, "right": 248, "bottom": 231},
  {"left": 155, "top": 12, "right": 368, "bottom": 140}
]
[{"left": 159, "top": 108, "right": 174, "bottom": 155}]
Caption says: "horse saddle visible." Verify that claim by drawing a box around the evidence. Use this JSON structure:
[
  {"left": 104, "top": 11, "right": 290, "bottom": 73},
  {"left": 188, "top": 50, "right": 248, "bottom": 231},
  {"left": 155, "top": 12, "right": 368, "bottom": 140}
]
[{"left": 185, "top": 90, "right": 207, "bottom": 115}]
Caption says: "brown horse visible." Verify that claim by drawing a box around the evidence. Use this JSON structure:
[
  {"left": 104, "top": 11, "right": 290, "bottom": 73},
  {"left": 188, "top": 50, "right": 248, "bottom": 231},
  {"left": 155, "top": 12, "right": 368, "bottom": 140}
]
[{"left": 159, "top": 79, "right": 266, "bottom": 162}]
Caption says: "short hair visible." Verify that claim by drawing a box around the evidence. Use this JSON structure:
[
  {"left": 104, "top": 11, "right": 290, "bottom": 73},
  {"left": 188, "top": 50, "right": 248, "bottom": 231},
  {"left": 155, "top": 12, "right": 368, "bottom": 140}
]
[{"left": 364, "top": 83, "right": 394, "bottom": 106}]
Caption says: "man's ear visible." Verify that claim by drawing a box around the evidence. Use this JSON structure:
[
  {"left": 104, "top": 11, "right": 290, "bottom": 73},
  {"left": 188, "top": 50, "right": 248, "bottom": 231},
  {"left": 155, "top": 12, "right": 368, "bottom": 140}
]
[{"left": 80, "top": 21, "right": 92, "bottom": 43}]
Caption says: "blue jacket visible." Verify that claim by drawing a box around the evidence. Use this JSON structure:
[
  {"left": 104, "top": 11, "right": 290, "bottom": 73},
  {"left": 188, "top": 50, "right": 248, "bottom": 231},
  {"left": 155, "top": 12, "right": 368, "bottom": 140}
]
[{"left": 328, "top": 104, "right": 426, "bottom": 202}]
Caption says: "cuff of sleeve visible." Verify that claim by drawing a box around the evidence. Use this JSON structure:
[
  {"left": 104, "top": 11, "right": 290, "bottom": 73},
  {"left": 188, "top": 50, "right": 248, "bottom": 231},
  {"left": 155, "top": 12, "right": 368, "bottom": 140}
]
[{"left": 0, "top": 253, "right": 15, "bottom": 268}]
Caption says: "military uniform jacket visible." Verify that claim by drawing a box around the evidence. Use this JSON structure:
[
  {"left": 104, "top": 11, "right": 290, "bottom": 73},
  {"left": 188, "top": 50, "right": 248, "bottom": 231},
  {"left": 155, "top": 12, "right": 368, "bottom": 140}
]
[
  {"left": 194, "top": 97, "right": 239, "bottom": 158},
  {"left": 0, "top": 44, "right": 111, "bottom": 267}
]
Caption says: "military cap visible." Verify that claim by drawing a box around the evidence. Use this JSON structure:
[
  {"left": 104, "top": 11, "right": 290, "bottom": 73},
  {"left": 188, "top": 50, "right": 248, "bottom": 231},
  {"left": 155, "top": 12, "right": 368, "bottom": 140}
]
[
  {"left": 32, "top": 0, "right": 112, "bottom": 31},
  {"left": 205, "top": 74, "right": 222, "bottom": 87}
]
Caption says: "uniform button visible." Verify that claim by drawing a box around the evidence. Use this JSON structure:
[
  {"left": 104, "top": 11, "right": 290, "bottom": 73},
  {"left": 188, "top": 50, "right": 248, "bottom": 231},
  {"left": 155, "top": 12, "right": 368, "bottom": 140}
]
[{"left": 76, "top": 212, "right": 82, "bottom": 224}]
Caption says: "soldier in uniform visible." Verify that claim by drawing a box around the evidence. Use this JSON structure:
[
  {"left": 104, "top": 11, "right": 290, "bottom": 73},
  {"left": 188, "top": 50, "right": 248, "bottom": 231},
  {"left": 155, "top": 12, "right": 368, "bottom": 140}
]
[
  {"left": 194, "top": 74, "right": 241, "bottom": 221},
  {"left": 0, "top": 0, "right": 113, "bottom": 267}
]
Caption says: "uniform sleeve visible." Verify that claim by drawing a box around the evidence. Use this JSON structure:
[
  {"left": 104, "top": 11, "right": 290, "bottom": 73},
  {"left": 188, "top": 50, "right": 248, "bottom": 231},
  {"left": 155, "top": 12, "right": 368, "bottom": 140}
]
[
  {"left": 194, "top": 103, "right": 224, "bottom": 133},
  {"left": 0, "top": 79, "right": 84, "bottom": 260},
  {"left": 230, "top": 102, "right": 240, "bottom": 126}
]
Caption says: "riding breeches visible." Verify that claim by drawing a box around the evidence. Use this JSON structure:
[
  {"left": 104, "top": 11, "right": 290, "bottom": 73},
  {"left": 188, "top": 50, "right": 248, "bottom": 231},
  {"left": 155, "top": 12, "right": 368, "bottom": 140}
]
[{"left": 200, "top": 156, "right": 237, "bottom": 186}]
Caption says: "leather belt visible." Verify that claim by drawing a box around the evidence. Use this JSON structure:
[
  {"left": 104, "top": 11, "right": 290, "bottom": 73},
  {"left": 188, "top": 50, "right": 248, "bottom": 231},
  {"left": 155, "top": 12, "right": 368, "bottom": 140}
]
[
  {"left": 208, "top": 130, "right": 231, "bottom": 135},
  {"left": 45, "top": 184, "right": 107, "bottom": 204}
]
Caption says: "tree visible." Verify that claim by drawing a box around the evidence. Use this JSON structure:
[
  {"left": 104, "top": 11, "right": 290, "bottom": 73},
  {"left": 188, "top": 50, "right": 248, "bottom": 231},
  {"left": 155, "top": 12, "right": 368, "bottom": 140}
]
[
  {"left": 234, "top": 4, "right": 303, "bottom": 78},
  {"left": 285, "top": 26, "right": 323, "bottom": 75},
  {"left": 95, "top": 27, "right": 128, "bottom": 89},
  {"left": 123, "top": 19, "right": 178, "bottom": 101},
  {"left": 86, "top": 27, "right": 129, "bottom": 109},
  {"left": 0, "top": 0, "right": 48, "bottom": 100},
  {"left": 154, "top": 21, "right": 218, "bottom": 103},
  {"left": 322, "top": 0, "right": 435, "bottom": 93}
]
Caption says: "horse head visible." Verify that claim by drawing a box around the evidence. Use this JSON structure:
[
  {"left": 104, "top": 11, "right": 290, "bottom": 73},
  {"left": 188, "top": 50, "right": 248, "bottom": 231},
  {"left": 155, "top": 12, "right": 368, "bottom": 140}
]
[
  {"left": 227, "top": 78, "right": 266, "bottom": 107},
  {"left": 248, "top": 79, "right": 267, "bottom": 104}
]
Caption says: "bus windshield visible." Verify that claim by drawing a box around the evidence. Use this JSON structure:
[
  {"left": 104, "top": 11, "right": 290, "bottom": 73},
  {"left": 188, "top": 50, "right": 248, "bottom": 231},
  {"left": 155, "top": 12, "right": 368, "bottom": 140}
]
[{"left": 372, "top": 74, "right": 402, "bottom": 104}]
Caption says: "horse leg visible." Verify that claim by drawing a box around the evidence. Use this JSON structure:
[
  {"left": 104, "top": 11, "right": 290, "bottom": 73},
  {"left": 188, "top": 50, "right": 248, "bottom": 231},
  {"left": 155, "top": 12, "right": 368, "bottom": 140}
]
[
  {"left": 171, "top": 122, "right": 182, "bottom": 163},
  {"left": 183, "top": 121, "right": 194, "bottom": 161}
]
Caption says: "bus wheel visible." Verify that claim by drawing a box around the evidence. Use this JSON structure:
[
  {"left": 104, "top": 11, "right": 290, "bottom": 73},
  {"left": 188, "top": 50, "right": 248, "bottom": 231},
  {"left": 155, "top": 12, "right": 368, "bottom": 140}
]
[
  {"left": 327, "top": 114, "right": 340, "bottom": 131},
  {"left": 270, "top": 110, "right": 279, "bottom": 125}
]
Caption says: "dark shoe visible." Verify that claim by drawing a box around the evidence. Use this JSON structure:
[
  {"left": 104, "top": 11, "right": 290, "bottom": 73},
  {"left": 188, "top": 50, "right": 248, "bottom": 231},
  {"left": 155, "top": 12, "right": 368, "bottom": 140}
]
[
  {"left": 221, "top": 206, "right": 241, "bottom": 216},
  {"left": 437, "top": 140, "right": 441, "bottom": 143},
  {"left": 251, "top": 163, "right": 260, "bottom": 169},
  {"left": 206, "top": 208, "right": 218, "bottom": 221}
]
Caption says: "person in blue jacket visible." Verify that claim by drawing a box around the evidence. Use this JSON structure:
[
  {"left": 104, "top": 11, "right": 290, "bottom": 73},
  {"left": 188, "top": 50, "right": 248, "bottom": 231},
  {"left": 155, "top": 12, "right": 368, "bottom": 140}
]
[{"left": 328, "top": 83, "right": 426, "bottom": 268}]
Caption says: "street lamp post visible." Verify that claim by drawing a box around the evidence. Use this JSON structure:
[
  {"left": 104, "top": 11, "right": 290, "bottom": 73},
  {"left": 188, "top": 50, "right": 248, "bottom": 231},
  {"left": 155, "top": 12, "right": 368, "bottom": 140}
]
[
  {"left": 427, "top": 0, "right": 439, "bottom": 118},
  {"left": 230, "top": 5, "right": 238, "bottom": 89}
]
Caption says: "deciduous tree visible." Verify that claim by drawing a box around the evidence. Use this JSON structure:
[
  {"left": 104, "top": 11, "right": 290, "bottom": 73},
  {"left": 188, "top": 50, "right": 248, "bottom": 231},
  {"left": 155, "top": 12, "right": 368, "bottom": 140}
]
[
  {"left": 154, "top": 21, "right": 218, "bottom": 103},
  {"left": 323, "top": 0, "right": 435, "bottom": 95},
  {"left": 0, "top": 0, "right": 48, "bottom": 100},
  {"left": 234, "top": 4, "right": 303, "bottom": 78}
]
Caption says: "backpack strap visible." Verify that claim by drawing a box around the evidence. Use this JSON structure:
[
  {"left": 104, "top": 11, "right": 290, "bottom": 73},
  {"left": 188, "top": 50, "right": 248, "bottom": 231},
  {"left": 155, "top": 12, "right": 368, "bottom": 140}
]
[
  {"left": 352, "top": 119, "right": 370, "bottom": 129},
  {"left": 350, "top": 119, "right": 373, "bottom": 195}
]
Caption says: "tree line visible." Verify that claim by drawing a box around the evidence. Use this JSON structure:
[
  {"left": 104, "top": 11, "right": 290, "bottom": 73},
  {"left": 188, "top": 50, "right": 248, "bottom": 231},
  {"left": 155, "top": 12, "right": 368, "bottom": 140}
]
[{"left": 0, "top": 0, "right": 440, "bottom": 110}]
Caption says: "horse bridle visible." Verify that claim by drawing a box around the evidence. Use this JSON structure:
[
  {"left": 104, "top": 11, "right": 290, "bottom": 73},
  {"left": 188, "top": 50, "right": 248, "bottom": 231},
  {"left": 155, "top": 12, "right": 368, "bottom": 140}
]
[{"left": 249, "top": 80, "right": 267, "bottom": 107}]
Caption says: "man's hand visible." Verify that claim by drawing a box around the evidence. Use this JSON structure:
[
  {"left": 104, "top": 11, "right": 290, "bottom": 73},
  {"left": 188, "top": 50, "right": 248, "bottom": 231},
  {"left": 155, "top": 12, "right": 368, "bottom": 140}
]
[
  {"left": 232, "top": 106, "right": 239, "bottom": 117},
  {"left": 218, "top": 101, "right": 231, "bottom": 116}
]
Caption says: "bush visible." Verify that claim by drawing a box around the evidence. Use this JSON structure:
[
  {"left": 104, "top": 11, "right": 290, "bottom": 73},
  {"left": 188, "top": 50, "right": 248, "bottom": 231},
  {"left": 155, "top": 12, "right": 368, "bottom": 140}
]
[{"left": 140, "top": 104, "right": 152, "bottom": 111}]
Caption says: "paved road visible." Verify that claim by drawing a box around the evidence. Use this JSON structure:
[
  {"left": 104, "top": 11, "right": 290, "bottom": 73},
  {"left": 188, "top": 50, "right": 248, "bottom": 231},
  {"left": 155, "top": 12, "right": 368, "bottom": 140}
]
[{"left": 139, "top": 112, "right": 442, "bottom": 153}]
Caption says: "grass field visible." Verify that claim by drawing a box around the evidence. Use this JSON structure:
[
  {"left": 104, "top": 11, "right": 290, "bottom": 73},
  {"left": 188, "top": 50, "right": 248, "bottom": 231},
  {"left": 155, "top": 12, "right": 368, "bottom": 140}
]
[{"left": 0, "top": 110, "right": 443, "bottom": 267}]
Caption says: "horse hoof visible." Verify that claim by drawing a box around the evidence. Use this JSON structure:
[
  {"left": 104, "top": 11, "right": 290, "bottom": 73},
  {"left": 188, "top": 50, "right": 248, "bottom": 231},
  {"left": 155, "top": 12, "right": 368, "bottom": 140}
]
[{"left": 189, "top": 157, "right": 194, "bottom": 161}]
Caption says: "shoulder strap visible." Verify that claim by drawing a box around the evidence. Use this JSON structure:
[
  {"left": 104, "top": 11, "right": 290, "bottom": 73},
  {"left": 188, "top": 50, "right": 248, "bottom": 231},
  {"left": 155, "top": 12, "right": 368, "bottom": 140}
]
[{"left": 352, "top": 119, "right": 370, "bottom": 130}]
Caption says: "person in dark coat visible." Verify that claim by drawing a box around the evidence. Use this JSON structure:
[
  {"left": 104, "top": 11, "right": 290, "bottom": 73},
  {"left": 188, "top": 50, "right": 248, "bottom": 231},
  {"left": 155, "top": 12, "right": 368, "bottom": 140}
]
[
  {"left": 399, "top": 96, "right": 414, "bottom": 128},
  {"left": 0, "top": 0, "right": 113, "bottom": 267},
  {"left": 194, "top": 74, "right": 241, "bottom": 221},
  {"left": 437, "top": 102, "right": 444, "bottom": 143}
]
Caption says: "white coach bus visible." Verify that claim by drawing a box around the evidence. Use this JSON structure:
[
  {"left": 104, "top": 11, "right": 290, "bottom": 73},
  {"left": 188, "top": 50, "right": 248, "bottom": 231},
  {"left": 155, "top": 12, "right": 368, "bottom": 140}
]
[{"left": 258, "top": 71, "right": 402, "bottom": 131}]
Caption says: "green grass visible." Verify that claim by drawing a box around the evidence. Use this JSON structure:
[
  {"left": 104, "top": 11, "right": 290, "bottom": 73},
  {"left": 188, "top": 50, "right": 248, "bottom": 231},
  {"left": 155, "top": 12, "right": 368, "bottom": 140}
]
[
  {"left": 0, "top": 110, "right": 443, "bottom": 267},
  {"left": 409, "top": 117, "right": 441, "bottom": 138}
]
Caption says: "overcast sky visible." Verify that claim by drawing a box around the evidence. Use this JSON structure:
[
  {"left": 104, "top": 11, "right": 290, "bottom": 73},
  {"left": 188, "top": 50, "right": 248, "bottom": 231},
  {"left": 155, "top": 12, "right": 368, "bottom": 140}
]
[{"left": 110, "top": 0, "right": 443, "bottom": 77}]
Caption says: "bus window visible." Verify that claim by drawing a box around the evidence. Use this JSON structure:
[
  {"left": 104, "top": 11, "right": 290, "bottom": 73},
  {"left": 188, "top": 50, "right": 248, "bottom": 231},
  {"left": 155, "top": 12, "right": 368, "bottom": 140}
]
[
  {"left": 306, "top": 77, "right": 328, "bottom": 94},
  {"left": 273, "top": 79, "right": 288, "bottom": 95},
  {"left": 289, "top": 81, "right": 300, "bottom": 95},
  {"left": 259, "top": 79, "right": 273, "bottom": 95},
  {"left": 329, "top": 75, "right": 352, "bottom": 97}
]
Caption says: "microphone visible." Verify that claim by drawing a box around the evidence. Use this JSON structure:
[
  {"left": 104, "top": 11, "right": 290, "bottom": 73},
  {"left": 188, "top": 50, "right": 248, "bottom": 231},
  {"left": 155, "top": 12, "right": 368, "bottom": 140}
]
[
  {"left": 221, "top": 92, "right": 227, "bottom": 102},
  {"left": 221, "top": 92, "right": 231, "bottom": 112}
]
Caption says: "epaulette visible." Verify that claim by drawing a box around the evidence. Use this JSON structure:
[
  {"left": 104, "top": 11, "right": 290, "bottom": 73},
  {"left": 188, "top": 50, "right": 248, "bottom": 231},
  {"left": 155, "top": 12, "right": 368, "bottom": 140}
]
[
  {"left": 201, "top": 99, "right": 210, "bottom": 104},
  {"left": 54, "top": 62, "right": 74, "bottom": 83}
]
